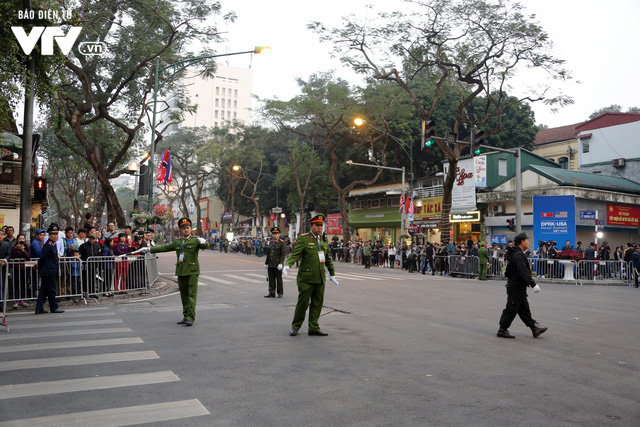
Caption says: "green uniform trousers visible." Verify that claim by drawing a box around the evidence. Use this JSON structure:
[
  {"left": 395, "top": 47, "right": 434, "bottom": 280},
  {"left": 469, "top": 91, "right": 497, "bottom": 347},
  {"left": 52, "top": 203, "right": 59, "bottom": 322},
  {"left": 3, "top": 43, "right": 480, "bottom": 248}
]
[
  {"left": 292, "top": 281, "right": 325, "bottom": 332},
  {"left": 178, "top": 275, "right": 199, "bottom": 321},
  {"left": 478, "top": 264, "right": 487, "bottom": 280}
]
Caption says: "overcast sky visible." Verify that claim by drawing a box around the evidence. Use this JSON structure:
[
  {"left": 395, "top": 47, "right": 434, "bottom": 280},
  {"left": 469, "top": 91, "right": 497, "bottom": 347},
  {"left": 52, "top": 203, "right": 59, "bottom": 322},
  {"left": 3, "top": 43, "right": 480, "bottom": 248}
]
[{"left": 218, "top": 0, "right": 640, "bottom": 129}]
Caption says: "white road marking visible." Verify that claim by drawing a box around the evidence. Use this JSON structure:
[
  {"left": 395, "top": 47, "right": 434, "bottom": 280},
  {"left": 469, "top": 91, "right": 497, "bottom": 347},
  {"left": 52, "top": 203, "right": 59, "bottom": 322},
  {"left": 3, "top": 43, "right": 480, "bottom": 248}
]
[
  {"left": 0, "top": 399, "right": 209, "bottom": 427},
  {"left": 223, "top": 274, "right": 262, "bottom": 284},
  {"left": 0, "top": 351, "right": 159, "bottom": 372},
  {"left": 0, "top": 371, "right": 179, "bottom": 399},
  {"left": 0, "top": 327, "right": 133, "bottom": 341},
  {"left": 0, "top": 337, "right": 143, "bottom": 354}
]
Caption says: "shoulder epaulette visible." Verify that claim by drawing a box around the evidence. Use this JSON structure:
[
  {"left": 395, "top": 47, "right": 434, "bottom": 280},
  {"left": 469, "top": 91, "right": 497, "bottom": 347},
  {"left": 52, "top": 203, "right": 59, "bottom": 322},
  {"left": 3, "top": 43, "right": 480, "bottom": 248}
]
[{"left": 300, "top": 233, "right": 309, "bottom": 236}]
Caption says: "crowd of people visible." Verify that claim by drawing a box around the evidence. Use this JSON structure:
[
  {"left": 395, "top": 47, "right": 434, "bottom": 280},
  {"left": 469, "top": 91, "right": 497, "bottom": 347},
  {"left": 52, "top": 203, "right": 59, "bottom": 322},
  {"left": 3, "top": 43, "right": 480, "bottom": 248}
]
[{"left": 0, "top": 212, "right": 159, "bottom": 308}]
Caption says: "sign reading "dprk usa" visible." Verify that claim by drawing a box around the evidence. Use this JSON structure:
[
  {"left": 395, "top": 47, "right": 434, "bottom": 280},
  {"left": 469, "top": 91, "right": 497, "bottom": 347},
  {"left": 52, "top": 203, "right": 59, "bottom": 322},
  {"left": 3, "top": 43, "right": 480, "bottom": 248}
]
[{"left": 533, "top": 195, "right": 576, "bottom": 252}]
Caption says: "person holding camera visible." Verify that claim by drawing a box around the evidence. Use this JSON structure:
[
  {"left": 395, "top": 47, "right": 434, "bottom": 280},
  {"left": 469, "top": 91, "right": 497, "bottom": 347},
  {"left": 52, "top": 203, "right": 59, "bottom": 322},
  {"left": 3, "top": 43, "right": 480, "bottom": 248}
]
[{"left": 497, "top": 232, "right": 547, "bottom": 339}]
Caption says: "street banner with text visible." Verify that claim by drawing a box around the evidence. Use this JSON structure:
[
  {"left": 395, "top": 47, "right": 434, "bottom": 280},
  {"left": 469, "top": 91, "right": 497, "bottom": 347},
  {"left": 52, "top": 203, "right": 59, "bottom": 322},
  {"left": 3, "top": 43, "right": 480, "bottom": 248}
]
[{"left": 533, "top": 195, "right": 576, "bottom": 252}]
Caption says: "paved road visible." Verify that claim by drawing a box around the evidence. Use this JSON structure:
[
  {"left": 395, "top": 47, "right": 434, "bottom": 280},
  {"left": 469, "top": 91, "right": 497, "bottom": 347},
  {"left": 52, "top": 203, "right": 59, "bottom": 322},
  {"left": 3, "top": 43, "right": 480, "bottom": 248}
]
[{"left": 1, "top": 250, "right": 639, "bottom": 426}]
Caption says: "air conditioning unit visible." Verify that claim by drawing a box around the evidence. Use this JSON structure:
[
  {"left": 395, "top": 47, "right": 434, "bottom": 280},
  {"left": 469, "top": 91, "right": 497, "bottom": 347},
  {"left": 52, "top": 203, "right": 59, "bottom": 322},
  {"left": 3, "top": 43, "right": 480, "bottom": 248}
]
[
  {"left": 612, "top": 158, "right": 626, "bottom": 168},
  {"left": 492, "top": 205, "right": 505, "bottom": 213}
]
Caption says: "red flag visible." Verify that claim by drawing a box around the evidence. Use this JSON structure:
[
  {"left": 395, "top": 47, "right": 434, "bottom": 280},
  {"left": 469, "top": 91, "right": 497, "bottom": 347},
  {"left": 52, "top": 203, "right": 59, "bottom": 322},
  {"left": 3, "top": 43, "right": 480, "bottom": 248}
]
[{"left": 156, "top": 148, "right": 173, "bottom": 185}]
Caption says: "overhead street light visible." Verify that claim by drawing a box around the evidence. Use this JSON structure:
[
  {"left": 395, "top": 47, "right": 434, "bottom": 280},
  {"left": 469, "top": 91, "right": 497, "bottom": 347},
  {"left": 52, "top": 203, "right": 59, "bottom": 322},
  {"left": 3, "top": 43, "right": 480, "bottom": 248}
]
[{"left": 346, "top": 160, "right": 407, "bottom": 237}]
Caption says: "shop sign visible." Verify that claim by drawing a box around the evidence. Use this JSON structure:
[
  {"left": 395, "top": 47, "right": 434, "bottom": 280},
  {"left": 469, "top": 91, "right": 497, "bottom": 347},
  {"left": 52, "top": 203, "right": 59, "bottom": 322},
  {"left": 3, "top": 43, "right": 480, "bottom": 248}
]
[
  {"left": 580, "top": 210, "right": 596, "bottom": 220},
  {"left": 606, "top": 204, "right": 640, "bottom": 226},
  {"left": 326, "top": 214, "right": 343, "bottom": 235},
  {"left": 408, "top": 224, "right": 419, "bottom": 236},
  {"left": 414, "top": 197, "right": 442, "bottom": 220},
  {"left": 421, "top": 223, "right": 439, "bottom": 228},
  {"left": 474, "top": 155, "right": 487, "bottom": 188},
  {"left": 449, "top": 211, "right": 480, "bottom": 222},
  {"left": 443, "top": 158, "right": 476, "bottom": 211},
  {"left": 364, "top": 213, "right": 385, "bottom": 219}
]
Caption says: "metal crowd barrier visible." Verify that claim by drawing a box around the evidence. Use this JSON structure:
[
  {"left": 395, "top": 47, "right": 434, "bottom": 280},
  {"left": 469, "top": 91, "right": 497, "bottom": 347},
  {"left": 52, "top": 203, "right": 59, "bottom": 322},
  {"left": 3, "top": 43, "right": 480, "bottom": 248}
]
[
  {"left": 574, "top": 260, "right": 630, "bottom": 283},
  {"left": 448, "top": 255, "right": 479, "bottom": 277},
  {"left": 1, "top": 262, "right": 8, "bottom": 331},
  {"left": 487, "top": 258, "right": 505, "bottom": 279},
  {"left": 629, "top": 261, "right": 639, "bottom": 287},
  {"left": 530, "top": 258, "right": 577, "bottom": 281},
  {"left": 84, "top": 254, "right": 151, "bottom": 300}
]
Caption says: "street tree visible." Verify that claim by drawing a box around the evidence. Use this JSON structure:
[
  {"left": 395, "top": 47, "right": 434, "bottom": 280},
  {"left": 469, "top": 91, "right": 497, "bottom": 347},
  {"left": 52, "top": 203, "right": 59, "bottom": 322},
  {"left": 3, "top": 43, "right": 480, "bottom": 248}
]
[
  {"left": 261, "top": 72, "right": 391, "bottom": 242},
  {"left": 311, "top": 0, "right": 572, "bottom": 241},
  {"left": 50, "top": 0, "right": 233, "bottom": 226}
]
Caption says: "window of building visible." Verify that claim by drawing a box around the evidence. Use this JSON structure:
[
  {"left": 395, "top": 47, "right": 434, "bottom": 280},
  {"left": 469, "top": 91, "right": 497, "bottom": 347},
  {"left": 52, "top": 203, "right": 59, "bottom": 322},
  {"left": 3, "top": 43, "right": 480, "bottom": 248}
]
[
  {"left": 215, "top": 87, "right": 219, "bottom": 95},
  {"left": 558, "top": 157, "right": 568, "bottom": 169},
  {"left": 214, "top": 121, "right": 218, "bottom": 127},
  {"left": 387, "top": 197, "right": 400, "bottom": 207},
  {"left": 233, "top": 112, "right": 237, "bottom": 119},
  {"left": 234, "top": 89, "right": 238, "bottom": 98},
  {"left": 582, "top": 140, "right": 590, "bottom": 153},
  {"left": 367, "top": 199, "right": 383, "bottom": 209},
  {"left": 227, "top": 99, "right": 231, "bottom": 108},
  {"left": 222, "top": 88, "right": 226, "bottom": 96},
  {"left": 215, "top": 99, "right": 219, "bottom": 107},
  {"left": 234, "top": 100, "right": 237, "bottom": 109},
  {"left": 227, "top": 111, "right": 231, "bottom": 120},
  {"left": 352, "top": 201, "right": 363, "bottom": 210},
  {"left": 214, "top": 110, "right": 218, "bottom": 119},
  {"left": 498, "top": 158, "right": 507, "bottom": 176}
]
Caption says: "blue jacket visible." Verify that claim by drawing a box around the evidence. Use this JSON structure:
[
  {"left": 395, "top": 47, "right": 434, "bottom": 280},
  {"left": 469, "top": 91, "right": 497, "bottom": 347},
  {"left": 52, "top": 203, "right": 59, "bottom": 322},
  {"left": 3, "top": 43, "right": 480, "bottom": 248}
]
[
  {"left": 30, "top": 239, "right": 43, "bottom": 258},
  {"left": 37, "top": 240, "right": 59, "bottom": 277}
]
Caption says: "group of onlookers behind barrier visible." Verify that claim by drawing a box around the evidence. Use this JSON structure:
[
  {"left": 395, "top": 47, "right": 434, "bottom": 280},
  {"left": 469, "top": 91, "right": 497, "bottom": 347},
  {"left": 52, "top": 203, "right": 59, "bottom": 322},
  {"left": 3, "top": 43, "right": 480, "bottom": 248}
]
[{"left": 1, "top": 254, "right": 159, "bottom": 316}]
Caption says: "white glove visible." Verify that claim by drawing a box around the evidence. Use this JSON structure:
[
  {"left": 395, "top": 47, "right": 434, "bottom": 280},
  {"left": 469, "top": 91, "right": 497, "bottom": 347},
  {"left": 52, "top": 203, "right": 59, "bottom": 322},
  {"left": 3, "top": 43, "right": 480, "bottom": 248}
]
[
  {"left": 198, "top": 237, "right": 206, "bottom": 244},
  {"left": 329, "top": 276, "right": 339, "bottom": 286},
  {"left": 133, "top": 247, "right": 150, "bottom": 254},
  {"left": 264, "top": 264, "right": 268, "bottom": 270},
  {"left": 277, "top": 264, "right": 283, "bottom": 271},
  {"left": 283, "top": 266, "right": 290, "bottom": 276},
  {"left": 533, "top": 284, "right": 541, "bottom": 293}
]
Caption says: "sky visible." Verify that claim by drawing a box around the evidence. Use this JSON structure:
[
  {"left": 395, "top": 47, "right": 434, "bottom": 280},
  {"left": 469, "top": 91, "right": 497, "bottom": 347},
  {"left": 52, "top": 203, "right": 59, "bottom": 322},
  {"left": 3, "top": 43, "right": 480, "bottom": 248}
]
[{"left": 216, "top": 0, "right": 640, "bottom": 129}]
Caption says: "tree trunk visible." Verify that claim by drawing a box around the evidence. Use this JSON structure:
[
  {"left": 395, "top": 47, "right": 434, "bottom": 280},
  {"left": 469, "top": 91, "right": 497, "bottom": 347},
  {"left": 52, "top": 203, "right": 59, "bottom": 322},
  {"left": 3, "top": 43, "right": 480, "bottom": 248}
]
[
  {"left": 439, "top": 158, "right": 458, "bottom": 244},
  {"left": 338, "top": 191, "right": 351, "bottom": 243}
]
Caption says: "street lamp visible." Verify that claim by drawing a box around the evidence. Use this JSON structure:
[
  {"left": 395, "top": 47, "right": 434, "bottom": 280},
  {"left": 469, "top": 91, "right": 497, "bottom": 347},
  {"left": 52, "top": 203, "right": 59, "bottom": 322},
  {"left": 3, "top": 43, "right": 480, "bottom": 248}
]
[
  {"left": 353, "top": 117, "right": 415, "bottom": 207},
  {"left": 346, "top": 160, "right": 407, "bottom": 237},
  {"left": 147, "top": 47, "right": 271, "bottom": 213}
]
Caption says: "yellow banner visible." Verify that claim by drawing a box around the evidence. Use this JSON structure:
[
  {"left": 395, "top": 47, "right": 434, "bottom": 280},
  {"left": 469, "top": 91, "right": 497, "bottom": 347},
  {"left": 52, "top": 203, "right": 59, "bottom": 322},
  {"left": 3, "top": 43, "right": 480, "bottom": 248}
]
[{"left": 414, "top": 197, "right": 442, "bottom": 220}]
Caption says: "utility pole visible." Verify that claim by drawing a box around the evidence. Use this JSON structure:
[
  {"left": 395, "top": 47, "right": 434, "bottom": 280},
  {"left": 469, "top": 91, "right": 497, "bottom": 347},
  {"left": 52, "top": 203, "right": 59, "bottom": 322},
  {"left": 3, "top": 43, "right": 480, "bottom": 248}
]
[{"left": 19, "top": 0, "right": 35, "bottom": 240}]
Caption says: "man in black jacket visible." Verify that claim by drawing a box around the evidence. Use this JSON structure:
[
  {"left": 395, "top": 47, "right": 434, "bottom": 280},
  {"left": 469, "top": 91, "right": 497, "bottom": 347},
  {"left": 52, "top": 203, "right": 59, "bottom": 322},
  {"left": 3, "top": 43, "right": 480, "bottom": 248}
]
[{"left": 497, "top": 232, "right": 547, "bottom": 339}]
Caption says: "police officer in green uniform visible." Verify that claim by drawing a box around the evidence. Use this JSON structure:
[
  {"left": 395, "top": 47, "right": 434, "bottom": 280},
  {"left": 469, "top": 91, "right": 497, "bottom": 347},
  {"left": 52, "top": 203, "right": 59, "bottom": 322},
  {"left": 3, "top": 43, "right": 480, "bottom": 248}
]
[
  {"left": 478, "top": 241, "right": 489, "bottom": 280},
  {"left": 135, "top": 217, "right": 208, "bottom": 326},
  {"left": 283, "top": 214, "right": 339, "bottom": 336},
  {"left": 264, "top": 227, "right": 287, "bottom": 298}
]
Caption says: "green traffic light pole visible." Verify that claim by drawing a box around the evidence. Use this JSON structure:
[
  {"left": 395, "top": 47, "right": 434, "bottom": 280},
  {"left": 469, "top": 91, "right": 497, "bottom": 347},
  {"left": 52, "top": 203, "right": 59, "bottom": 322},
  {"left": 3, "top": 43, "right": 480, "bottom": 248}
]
[{"left": 147, "top": 47, "right": 270, "bottom": 213}]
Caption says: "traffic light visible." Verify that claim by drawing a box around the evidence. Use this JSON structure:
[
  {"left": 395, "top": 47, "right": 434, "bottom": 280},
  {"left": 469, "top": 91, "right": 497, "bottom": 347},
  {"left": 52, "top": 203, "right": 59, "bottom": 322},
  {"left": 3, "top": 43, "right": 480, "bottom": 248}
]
[
  {"left": 471, "top": 129, "right": 485, "bottom": 155},
  {"left": 506, "top": 218, "right": 515, "bottom": 232},
  {"left": 422, "top": 120, "right": 435, "bottom": 148},
  {"left": 33, "top": 177, "right": 47, "bottom": 203},
  {"left": 138, "top": 164, "right": 149, "bottom": 196}
]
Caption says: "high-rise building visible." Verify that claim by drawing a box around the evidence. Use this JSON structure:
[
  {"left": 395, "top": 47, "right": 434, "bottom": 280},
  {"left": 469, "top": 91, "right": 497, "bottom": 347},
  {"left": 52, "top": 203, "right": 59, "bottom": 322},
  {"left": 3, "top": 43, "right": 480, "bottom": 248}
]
[{"left": 176, "top": 64, "right": 254, "bottom": 130}]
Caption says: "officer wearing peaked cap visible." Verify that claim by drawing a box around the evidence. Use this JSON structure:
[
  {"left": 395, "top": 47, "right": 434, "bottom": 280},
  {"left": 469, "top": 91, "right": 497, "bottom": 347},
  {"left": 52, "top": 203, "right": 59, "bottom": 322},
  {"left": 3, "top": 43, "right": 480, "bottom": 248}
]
[
  {"left": 264, "top": 226, "right": 287, "bottom": 298},
  {"left": 35, "top": 224, "right": 64, "bottom": 314},
  {"left": 135, "top": 217, "right": 208, "bottom": 326},
  {"left": 283, "top": 214, "right": 338, "bottom": 336}
]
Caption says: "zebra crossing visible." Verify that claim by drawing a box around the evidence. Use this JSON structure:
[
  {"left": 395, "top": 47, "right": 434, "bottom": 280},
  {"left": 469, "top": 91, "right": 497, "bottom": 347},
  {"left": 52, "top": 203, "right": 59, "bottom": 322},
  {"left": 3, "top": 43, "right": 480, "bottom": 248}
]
[
  {"left": 0, "top": 307, "right": 210, "bottom": 426},
  {"left": 184, "top": 268, "right": 389, "bottom": 286}
]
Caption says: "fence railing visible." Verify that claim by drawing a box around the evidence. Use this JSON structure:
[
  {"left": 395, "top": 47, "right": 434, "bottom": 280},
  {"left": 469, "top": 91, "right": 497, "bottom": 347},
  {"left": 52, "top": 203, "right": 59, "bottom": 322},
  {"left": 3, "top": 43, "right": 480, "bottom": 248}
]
[
  {"left": 487, "top": 258, "right": 505, "bottom": 279},
  {"left": 0, "top": 254, "right": 160, "bottom": 332},
  {"left": 448, "top": 255, "right": 479, "bottom": 277}
]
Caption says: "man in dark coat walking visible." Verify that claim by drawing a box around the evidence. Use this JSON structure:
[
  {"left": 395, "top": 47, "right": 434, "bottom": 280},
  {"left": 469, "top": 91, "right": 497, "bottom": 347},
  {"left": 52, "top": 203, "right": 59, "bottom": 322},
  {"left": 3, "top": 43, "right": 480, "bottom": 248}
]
[{"left": 497, "top": 232, "right": 546, "bottom": 339}]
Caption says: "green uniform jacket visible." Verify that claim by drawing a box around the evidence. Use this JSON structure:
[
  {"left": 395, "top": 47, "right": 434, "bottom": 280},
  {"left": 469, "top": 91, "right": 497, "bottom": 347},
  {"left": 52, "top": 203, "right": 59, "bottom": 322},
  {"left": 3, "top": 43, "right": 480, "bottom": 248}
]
[
  {"left": 285, "top": 232, "right": 335, "bottom": 285},
  {"left": 151, "top": 236, "right": 209, "bottom": 276},
  {"left": 363, "top": 245, "right": 372, "bottom": 256},
  {"left": 478, "top": 247, "right": 489, "bottom": 264},
  {"left": 265, "top": 239, "right": 287, "bottom": 268}
]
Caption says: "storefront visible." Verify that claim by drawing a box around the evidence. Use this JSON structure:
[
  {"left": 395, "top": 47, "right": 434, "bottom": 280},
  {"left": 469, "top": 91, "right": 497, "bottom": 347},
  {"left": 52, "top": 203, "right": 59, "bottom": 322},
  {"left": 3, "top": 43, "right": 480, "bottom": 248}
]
[
  {"left": 450, "top": 211, "right": 481, "bottom": 243},
  {"left": 349, "top": 210, "right": 403, "bottom": 245},
  {"left": 414, "top": 197, "right": 442, "bottom": 244}
]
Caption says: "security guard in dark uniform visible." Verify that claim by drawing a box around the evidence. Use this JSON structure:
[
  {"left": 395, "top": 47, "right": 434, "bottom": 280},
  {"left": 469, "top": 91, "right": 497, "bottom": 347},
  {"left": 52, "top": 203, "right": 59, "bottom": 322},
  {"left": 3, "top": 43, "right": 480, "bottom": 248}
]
[
  {"left": 497, "top": 232, "right": 547, "bottom": 339},
  {"left": 136, "top": 217, "right": 208, "bottom": 326},
  {"left": 35, "top": 224, "right": 65, "bottom": 314},
  {"left": 283, "top": 214, "right": 339, "bottom": 336},
  {"left": 264, "top": 227, "right": 287, "bottom": 298}
]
